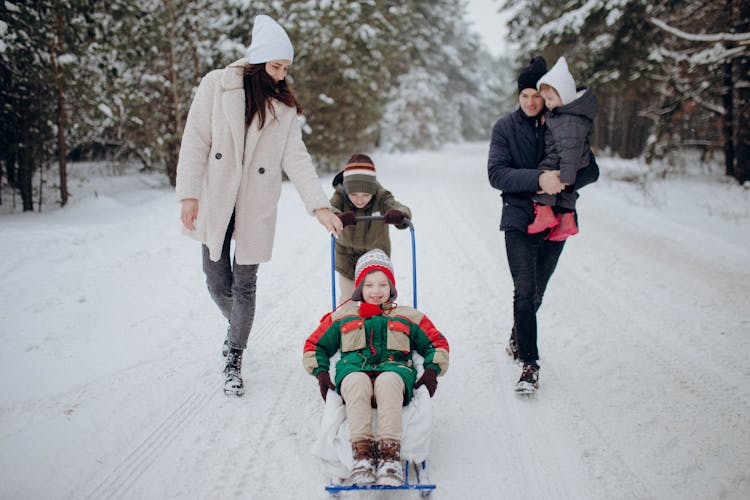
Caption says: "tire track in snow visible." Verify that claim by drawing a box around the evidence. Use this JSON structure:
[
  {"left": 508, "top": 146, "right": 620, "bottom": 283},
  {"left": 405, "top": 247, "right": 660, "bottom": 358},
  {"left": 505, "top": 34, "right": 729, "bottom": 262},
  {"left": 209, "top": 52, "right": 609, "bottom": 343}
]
[
  {"left": 550, "top": 250, "right": 749, "bottom": 496},
  {"left": 84, "top": 374, "right": 218, "bottom": 499},
  {"left": 174, "top": 221, "right": 329, "bottom": 499},
  {"left": 416, "top": 174, "right": 583, "bottom": 497},
  {"left": 541, "top": 189, "right": 750, "bottom": 497},
  {"left": 419, "top": 163, "right": 650, "bottom": 498},
  {"left": 563, "top": 196, "right": 750, "bottom": 410},
  {"left": 191, "top": 318, "right": 317, "bottom": 498},
  {"left": 437, "top": 209, "right": 594, "bottom": 496}
]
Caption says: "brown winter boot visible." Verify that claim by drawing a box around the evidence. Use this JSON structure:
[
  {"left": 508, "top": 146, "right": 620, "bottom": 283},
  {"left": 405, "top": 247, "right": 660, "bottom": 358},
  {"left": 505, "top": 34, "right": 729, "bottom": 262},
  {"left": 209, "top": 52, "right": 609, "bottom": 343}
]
[
  {"left": 347, "top": 438, "right": 376, "bottom": 485},
  {"left": 375, "top": 439, "right": 404, "bottom": 486}
]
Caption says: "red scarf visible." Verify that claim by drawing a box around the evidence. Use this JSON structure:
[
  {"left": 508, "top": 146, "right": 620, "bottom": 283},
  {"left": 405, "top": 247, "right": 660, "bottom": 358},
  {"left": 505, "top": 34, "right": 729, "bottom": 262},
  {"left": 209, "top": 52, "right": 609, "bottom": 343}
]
[{"left": 359, "top": 302, "right": 382, "bottom": 319}]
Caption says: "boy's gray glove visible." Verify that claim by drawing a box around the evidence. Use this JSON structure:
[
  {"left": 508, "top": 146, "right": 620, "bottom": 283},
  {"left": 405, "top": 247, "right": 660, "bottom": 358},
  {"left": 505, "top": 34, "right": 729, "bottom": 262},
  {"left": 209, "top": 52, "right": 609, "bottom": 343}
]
[{"left": 316, "top": 371, "right": 336, "bottom": 401}]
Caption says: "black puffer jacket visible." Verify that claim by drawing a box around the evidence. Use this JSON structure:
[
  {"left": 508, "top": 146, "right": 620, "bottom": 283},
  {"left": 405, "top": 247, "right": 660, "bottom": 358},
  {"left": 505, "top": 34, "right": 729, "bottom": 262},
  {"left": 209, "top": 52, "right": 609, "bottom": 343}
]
[
  {"left": 539, "top": 87, "right": 597, "bottom": 184},
  {"left": 487, "top": 107, "right": 599, "bottom": 232}
]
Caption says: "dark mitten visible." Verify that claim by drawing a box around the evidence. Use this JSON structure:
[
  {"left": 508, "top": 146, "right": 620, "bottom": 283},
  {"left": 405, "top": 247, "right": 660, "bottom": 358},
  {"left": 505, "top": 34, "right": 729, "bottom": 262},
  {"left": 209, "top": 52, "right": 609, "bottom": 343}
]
[
  {"left": 384, "top": 209, "right": 405, "bottom": 225},
  {"left": 316, "top": 371, "right": 336, "bottom": 401},
  {"left": 414, "top": 368, "right": 438, "bottom": 397},
  {"left": 337, "top": 211, "right": 357, "bottom": 227}
]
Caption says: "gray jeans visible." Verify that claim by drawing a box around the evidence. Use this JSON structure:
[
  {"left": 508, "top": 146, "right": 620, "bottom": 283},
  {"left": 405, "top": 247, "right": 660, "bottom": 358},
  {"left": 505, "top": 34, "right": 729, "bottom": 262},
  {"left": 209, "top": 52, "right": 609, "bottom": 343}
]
[{"left": 202, "top": 216, "right": 258, "bottom": 350}]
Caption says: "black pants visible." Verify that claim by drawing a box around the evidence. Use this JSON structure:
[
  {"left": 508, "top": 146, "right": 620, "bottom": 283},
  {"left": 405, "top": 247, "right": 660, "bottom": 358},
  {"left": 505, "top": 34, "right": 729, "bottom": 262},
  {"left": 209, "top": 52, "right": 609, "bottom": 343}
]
[{"left": 504, "top": 230, "right": 565, "bottom": 365}]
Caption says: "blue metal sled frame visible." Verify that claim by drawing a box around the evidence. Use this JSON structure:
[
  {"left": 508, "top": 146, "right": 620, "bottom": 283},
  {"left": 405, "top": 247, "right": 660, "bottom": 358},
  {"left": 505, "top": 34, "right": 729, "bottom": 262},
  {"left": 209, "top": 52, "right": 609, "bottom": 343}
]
[{"left": 325, "top": 460, "right": 435, "bottom": 496}]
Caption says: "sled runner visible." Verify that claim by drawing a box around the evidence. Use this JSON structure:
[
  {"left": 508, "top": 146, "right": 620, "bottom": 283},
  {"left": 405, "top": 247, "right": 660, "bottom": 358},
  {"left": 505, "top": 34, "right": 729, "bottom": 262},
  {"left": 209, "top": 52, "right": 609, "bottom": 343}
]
[
  {"left": 325, "top": 460, "right": 435, "bottom": 496},
  {"left": 321, "top": 216, "right": 437, "bottom": 496}
]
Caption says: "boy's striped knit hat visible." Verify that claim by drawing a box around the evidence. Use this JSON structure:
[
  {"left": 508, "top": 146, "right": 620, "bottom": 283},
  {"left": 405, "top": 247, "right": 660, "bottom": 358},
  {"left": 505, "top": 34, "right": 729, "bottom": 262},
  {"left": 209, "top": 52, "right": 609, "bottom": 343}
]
[
  {"left": 352, "top": 248, "right": 397, "bottom": 301},
  {"left": 343, "top": 153, "right": 377, "bottom": 195}
]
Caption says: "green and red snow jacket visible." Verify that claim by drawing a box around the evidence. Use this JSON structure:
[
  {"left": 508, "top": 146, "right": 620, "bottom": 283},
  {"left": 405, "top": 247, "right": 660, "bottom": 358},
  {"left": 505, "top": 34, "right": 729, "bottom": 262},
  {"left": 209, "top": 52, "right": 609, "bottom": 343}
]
[{"left": 303, "top": 301, "right": 449, "bottom": 404}]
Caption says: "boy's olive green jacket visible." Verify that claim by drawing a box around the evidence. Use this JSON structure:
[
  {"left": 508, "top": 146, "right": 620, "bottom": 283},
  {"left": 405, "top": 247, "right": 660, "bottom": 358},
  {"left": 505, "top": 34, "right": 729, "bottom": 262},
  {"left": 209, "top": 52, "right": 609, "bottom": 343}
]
[
  {"left": 330, "top": 183, "right": 412, "bottom": 280},
  {"left": 303, "top": 301, "right": 449, "bottom": 404}
]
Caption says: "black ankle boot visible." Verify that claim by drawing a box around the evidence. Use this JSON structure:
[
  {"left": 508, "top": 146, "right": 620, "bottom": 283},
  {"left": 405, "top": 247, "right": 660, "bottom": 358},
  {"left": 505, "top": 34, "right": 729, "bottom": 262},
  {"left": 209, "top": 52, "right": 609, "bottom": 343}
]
[{"left": 224, "top": 348, "right": 244, "bottom": 396}]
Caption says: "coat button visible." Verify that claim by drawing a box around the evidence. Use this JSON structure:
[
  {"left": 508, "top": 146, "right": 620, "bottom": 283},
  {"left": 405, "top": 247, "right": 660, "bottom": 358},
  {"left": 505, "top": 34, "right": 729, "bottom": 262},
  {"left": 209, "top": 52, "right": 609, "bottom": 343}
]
[
  {"left": 258, "top": 167, "right": 265, "bottom": 174},
  {"left": 215, "top": 152, "right": 222, "bottom": 159}
]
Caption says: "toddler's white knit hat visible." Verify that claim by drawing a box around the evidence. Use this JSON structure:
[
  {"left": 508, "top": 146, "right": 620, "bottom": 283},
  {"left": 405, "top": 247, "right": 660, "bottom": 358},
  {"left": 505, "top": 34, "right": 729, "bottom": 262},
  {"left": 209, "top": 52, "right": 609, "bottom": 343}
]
[
  {"left": 245, "top": 15, "right": 294, "bottom": 64},
  {"left": 537, "top": 56, "right": 577, "bottom": 105}
]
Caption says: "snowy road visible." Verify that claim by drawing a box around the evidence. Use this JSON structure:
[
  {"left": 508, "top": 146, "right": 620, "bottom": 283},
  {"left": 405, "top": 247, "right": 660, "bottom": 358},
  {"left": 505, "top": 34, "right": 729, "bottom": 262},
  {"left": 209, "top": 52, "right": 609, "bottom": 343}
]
[{"left": 1, "top": 143, "right": 749, "bottom": 499}]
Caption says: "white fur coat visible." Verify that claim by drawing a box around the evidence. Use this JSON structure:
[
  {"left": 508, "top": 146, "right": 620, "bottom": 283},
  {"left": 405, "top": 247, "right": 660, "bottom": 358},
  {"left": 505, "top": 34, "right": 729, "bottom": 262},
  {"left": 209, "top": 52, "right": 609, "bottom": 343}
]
[{"left": 175, "top": 58, "right": 330, "bottom": 264}]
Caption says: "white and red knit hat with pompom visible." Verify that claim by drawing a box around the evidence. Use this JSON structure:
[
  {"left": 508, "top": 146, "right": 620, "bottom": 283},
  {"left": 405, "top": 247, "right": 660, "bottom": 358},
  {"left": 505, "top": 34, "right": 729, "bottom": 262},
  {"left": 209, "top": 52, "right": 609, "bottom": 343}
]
[{"left": 351, "top": 248, "right": 397, "bottom": 301}]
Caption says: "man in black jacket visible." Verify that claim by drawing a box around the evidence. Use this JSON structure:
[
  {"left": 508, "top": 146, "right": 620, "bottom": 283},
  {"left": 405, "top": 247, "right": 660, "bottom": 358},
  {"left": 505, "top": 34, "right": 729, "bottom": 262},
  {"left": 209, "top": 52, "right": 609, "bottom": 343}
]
[{"left": 487, "top": 56, "right": 599, "bottom": 394}]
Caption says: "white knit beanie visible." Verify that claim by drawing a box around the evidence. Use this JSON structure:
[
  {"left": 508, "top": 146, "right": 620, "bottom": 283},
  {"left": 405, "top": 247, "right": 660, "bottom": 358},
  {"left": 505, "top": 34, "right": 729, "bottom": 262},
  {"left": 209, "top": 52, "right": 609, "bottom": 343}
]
[
  {"left": 537, "top": 56, "right": 577, "bottom": 105},
  {"left": 245, "top": 15, "right": 294, "bottom": 64}
]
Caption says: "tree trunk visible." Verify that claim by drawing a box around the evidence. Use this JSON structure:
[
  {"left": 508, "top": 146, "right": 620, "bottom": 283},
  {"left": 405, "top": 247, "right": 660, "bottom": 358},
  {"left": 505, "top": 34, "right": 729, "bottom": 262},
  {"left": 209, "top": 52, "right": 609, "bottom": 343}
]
[
  {"left": 723, "top": 58, "right": 735, "bottom": 179},
  {"left": 163, "top": 1, "right": 183, "bottom": 187},
  {"left": 733, "top": 0, "right": 750, "bottom": 183},
  {"left": 54, "top": 12, "right": 69, "bottom": 207},
  {"left": 38, "top": 158, "right": 44, "bottom": 212},
  {"left": 18, "top": 144, "right": 34, "bottom": 212},
  {"left": 164, "top": 40, "right": 179, "bottom": 187}
]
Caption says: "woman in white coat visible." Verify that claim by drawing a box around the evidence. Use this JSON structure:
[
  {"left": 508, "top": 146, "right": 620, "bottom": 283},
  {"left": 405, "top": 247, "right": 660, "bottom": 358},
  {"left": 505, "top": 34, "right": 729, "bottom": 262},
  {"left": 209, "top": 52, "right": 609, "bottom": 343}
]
[{"left": 176, "top": 15, "right": 342, "bottom": 396}]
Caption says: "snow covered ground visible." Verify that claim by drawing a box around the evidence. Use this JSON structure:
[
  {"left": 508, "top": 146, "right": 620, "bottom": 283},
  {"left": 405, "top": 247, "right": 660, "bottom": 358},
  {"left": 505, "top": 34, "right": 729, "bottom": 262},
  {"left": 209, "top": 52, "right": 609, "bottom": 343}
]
[{"left": 1, "top": 142, "right": 749, "bottom": 499}]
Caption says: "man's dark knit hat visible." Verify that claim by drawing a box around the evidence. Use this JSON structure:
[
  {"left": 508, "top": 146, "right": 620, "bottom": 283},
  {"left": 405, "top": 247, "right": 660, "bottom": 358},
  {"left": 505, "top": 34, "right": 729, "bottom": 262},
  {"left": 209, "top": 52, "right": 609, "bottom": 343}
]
[{"left": 517, "top": 56, "right": 548, "bottom": 93}]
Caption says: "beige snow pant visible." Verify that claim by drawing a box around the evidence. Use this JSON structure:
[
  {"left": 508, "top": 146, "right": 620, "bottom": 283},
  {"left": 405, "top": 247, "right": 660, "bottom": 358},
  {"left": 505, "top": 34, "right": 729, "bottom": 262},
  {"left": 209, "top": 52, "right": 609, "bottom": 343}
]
[{"left": 340, "top": 371, "right": 405, "bottom": 442}]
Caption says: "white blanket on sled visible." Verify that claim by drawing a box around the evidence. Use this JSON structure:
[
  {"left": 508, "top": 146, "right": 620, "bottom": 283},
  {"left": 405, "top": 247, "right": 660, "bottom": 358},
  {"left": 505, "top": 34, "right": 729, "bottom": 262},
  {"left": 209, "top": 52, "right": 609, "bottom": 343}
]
[{"left": 310, "top": 386, "right": 433, "bottom": 480}]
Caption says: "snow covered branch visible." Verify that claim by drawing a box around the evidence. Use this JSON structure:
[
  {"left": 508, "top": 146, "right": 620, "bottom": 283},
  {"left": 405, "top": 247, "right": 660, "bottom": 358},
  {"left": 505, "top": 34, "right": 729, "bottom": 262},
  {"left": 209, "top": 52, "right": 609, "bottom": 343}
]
[
  {"left": 649, "top": 18, "right": 750, "bottom": 44},
  {"left": 652, "top": 44, "right": 748, "bottom": 66}
]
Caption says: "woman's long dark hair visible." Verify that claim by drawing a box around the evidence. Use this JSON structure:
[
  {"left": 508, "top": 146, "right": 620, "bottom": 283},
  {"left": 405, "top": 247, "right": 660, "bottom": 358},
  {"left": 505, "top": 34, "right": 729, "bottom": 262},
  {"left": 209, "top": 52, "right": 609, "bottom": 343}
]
[{"left": 243, "top": 64, "right": 303, "bottom": 129}]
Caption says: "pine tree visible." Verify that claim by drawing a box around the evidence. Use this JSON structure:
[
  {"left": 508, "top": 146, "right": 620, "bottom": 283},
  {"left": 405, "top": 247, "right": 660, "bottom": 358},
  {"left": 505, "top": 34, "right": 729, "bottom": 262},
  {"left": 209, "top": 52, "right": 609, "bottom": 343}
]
[
  {"left": 112, "top": 0, "right": 250, "bottom": 185},
  {"left": 1, "top": 1, "right": 56, "bottom": 210},
  {"left": 379, "top": 0, "right": 505, "bottom": 152},
  {"left": 502, "top": 0, "right": 750, "bottom": 183},
  {"left": 274, "top": 0, "right": 409, "bottom": 169}
]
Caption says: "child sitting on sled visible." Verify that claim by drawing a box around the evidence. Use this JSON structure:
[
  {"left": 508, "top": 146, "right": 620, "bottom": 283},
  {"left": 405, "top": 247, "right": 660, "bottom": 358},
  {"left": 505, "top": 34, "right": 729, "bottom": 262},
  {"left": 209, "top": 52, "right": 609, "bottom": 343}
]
[
  {"left": 303, "top": 249, "right": 449, "bottom": 486},
  {"left": 330, "top": 154, "right": 411, "bottom": 304}
]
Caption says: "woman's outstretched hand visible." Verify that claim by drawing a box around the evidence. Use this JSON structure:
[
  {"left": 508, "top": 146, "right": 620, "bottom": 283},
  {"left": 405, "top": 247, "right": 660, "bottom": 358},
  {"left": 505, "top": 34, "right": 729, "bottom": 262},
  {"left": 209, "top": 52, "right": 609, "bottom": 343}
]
[
  {"left": 315, "top": 207, "right": 343, "bottom": 237},
  {"left": 180, "top": 198, "right": 199, "bottom": 230}
]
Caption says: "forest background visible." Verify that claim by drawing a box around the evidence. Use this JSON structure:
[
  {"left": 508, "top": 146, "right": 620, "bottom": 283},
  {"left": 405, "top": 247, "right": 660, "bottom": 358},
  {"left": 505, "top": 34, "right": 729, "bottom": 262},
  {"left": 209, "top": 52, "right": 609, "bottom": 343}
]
[{"left": 1, "top": 0, "right": 748, "bottom": 212}]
